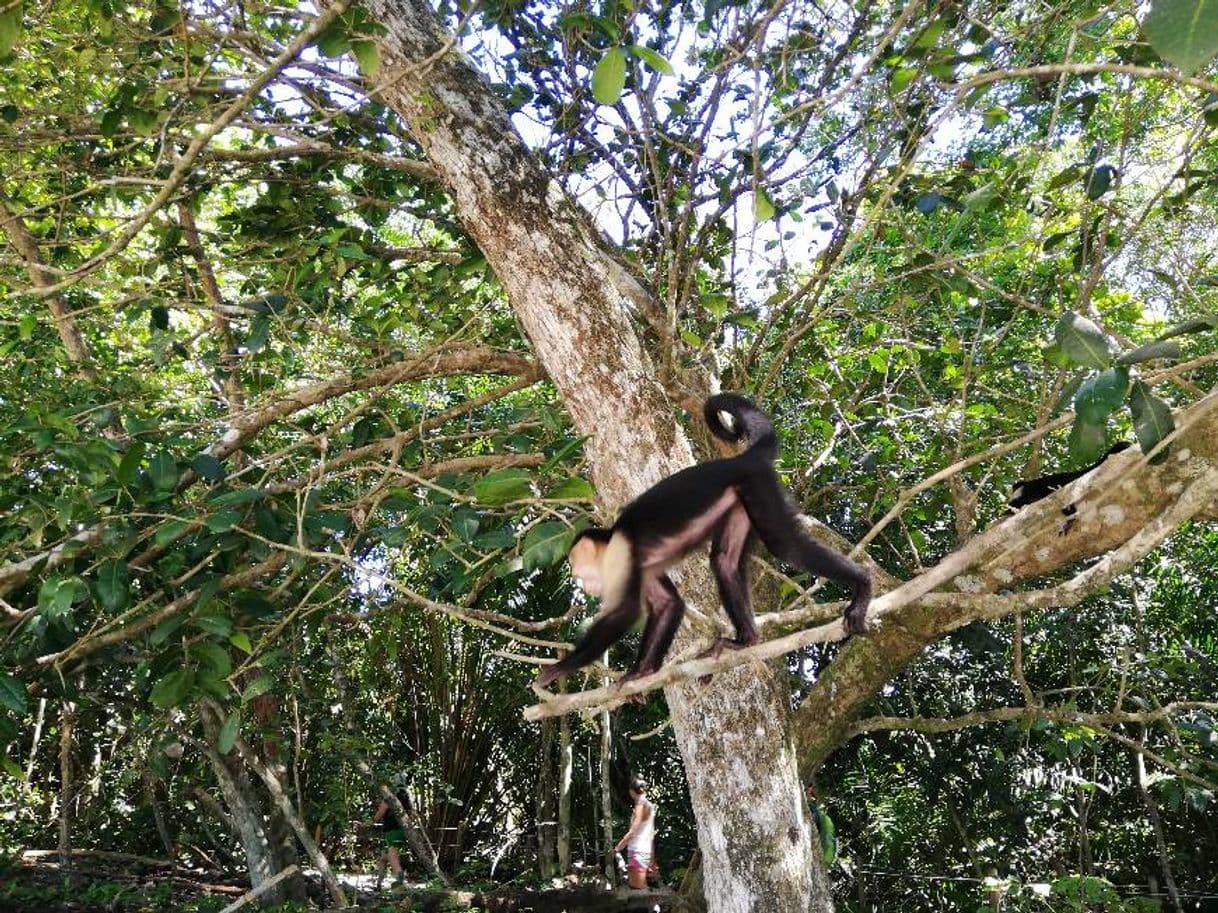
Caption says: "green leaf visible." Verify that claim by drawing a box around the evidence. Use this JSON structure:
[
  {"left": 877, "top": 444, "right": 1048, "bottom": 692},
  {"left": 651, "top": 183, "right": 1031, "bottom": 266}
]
[
  {"left": 754, "top": 187, "right": 776, "bottom": 221},
  {"left": 241, "top": 675, "right": 275, "bottom": 703},
  {"left": 452, "top": 510, "right": 481, "bottom": 542},
  {"left": 316, "top": 24, "right": 348, "bottom": 58},
  {"left": 0, "top": 2, "right": 22, "bottom": 58},
  {"left": 629, "top": 44, "right": 674, "bottom": 75},
  {"left": 1115, "top": 340, "right": 1182, "bottom": 365},
  {"left": 962, "top": 181, "right": 999, "bottom": 211},
  {"left": 521, "top": 522, "right": 575, "bottom": 572},
  {"left": 472, "top": 468, "right": 533, "bottom": 505},
  {"left": 1142, "top": 0, "right": 1218, "bottom": 74},
  {"left": 229, "top": 631, "right": 253, "bottom": 655},
  {"left": 1073, "top": 366, "right": 1130, "bottom": 424},
  {"left": 890, "top": 67, "right": 918, "bottom": 93},
  {"left": 95, "top": 559, "right": 130, "bottom": 612},
  {"left": 1156, "top": 315, "right": 1218, "bottom": 340},
  {"left": 18, "top": 312, "right": 35, "bottom": 339},
  {"left": 218, "top": 711, "right": 241, "bottom": 755},
  {"left": 150, "top": 669, "right": 195, "bottom": 709},
  {"left": 206, "top": 510, "right": 242, "bottom": 533},
  {"left": 351, "top": 39, "right": 380, "bottom": 79},
  {"left": 0, "top": 674, "right": 28, "bottom": 715},
  {"left": 592, "top": 47, "right": 627, "bottom": 105},
  {"left": 1054, "top": 311, "right": 1114, "bottom": 369},
  {"left": 193, "top": 614, "right": 233, "bottom": 638},
  {"left": 192, "top": 641, "right": 232, "bottom": 677},
  {"left": 548, "top": 477, "right": 596, "bottom": 499},
  {"left": 1129, "top": 381, "right": 1176, "bottom": 461},
  {"left": 191, "top": 453, "right": 226, "bottom": 482},
  {"left": 154, "top": 519, "right": 191, "bottom": 547},
  {"left": 116, "top": 440, "right": 146, "bottom": 486},
  {"left": 1046, "top": 163, "right": 1083, "bottom": 191},
  {"left": 1068, "top": 417, "right": 1109, "bottom": 464},
  {"left": 813, "top": 805, "right": 837, "bottom": 865},
  {"left": 149, "top": 451, "right": 179, "bottom": 491}
]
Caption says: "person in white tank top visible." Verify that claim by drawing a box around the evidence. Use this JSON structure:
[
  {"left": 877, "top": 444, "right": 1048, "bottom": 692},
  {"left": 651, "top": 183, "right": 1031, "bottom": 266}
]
[{"left": 615, "top": 776, "right": 657, "bottom": 889}]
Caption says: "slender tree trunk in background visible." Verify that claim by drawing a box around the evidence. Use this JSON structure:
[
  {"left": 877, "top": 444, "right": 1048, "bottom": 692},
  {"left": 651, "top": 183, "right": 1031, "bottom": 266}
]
[
  {"left": 0, "top": 191, "right": 98, "bottom": 379},
  {"left": 57, "top": 702, "right": 75, "bottom": 878},
  {"left": 144, "top": 771, "right": 176, "bottom": 863},
  {"left": 1133, "top": 730, "right": 1183, "bottom": 913},
  {"left": 558, "top": 710, "right": 573, "bottom": 875},
  {"left": 200, "top": 720, "right": 283, "bottom": 904},
  {"left": 599, "top": 695, "right": 614, "bottom": 884},
  {"left": 359, "top": 2, "right": 832, "bottom": 907},
  {"left": 229, "top": 726, "right": 347, "bottom": 908},
  {"left": 536, "top": 717, "right": 558, "bottom": 879}
]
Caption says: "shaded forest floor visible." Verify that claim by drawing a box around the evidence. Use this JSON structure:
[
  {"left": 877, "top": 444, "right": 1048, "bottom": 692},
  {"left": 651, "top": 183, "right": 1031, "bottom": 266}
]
[{"left": 1, "top": 854, "right": 679, "bottom": 912}]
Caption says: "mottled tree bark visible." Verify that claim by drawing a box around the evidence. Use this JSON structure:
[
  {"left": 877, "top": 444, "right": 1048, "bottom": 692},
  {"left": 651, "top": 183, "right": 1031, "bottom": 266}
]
[{"left": 355, "top": 1, "right": 831, "bottom": 908}]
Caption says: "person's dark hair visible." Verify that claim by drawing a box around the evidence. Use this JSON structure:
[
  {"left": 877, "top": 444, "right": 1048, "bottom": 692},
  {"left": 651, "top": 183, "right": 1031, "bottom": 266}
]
[{"left": 629, "top": 776, "right": 647, "bottom": 794}]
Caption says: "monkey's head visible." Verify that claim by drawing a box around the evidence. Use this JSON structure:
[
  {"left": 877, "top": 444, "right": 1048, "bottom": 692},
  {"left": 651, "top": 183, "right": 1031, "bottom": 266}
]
[{"left": 568, "top": 527, "right": 612, "bottom": 596}]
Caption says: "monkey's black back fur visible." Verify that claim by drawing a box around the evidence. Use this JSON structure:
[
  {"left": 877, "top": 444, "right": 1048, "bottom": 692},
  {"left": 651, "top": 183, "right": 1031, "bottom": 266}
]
[
  {"left": 614, "top": 395, "right": 779, "bottom": 547},
  {"left": 1008, "top": 441, "right": 1132, "bottom": 509}
]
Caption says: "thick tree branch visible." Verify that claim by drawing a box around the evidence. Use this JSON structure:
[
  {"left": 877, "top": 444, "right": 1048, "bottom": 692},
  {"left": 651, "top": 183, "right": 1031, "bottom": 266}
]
[
  {"left": 795, "top": 392, "right": 1218, "bottom": 773},
  {"left": 0, "top": 189, "right": 98, "bottom": 378}
]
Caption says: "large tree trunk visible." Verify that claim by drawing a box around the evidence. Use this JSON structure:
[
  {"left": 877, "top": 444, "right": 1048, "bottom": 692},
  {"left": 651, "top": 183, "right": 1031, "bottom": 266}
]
[{"left": 357, "top": 1, "right": 832, "bottom": 908}]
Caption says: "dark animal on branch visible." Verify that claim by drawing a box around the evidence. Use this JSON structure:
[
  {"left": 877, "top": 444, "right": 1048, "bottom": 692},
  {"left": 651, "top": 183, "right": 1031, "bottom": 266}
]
[
  {"left": 1007, "top": 441, "right": 1132, "bottom": 510},
  {"left": 536, "top": 393, "right": 872, "bottom": 689}
]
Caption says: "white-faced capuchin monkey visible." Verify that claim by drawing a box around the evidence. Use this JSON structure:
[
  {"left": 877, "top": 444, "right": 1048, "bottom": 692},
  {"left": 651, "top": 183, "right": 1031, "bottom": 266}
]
[{"left": 535, "top": 393, "right": 873, "bottom": 689}]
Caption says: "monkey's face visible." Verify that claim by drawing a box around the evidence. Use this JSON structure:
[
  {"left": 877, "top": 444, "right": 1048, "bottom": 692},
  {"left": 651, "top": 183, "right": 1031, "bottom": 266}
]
[{"left": 567, "top": 537, "right": 606, "bottom": 597}]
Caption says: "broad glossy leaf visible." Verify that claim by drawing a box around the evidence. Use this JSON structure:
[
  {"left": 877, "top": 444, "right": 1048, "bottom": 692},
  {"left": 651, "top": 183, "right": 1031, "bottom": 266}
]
[
  {"left": 1073, "top": 366, "right": 1129, "bottom": 423},
  {"left": 962, "top": 181, "right": 998, "bottom": 211},
  {"left": 192, "top": 641, "right": 232, "bottom": 677},
  {"left": 191, "top": 454, "right": 226, "bottom": 482},
  {"left": 150, "top": 669, "right": 194, "bottom": 709},
  {"left": 149, "top": 451, "right": 179, "bottom": 491},
  {"left": 629, "top": 44, "right": 673, "bottom": 75},
  {"left": 116, "top": 440, "right": 145, "bottom": 487},
  {"left": 1156, "top": 315, "right": 1218, "bottom": 340},
  {"left": 592, "top": 47, "right": 627, "bottom": 105},
  {"left": 241, "top": 675, "right": 275, "bottom": 703},
  {"left": 206, "top": 510, "right": 242, "bottom": 533},
  {"left": 1068, "top": 417, "right": 1109, "bottom": 464},
  {"left": 549, "top": 477, "right": 596, "bottom": 499},
  {"left": 192, "top": 614, "right": 233, "bottom": 638},
  {"left": 1046, "top": 163, "right": 1083, "bottom": 190},
  {"left": 218, "top": 711, "right": 241, "bottom": 755},
  {"left": 351, "top": 39, "right": 380, "bottom": 78},
  {"left": 1142, "top": 0, "right": 1218, "bottom": 73},
  {"left": 95, "top": 559, "right": 130, "bottom": 612},
  {"left": 229, "top": 631, "right": 253, "bottom": 654},
  {"left": 1115, "top": 340, "right": 1181, "bottom": 365},
  {"left": 890, "top": 67, "right": 917, "bottom": 93},
  {"left": 1054, "top": 311, "right": 1114, "bottom": 369},
  {"left": 754, "top": 187, "right": 776, "bottom": 221},
  {"left": 472, "top": 468, "right": 533, "bottom": 505},
  {"left": 0, "top": 674, "right": 27, "bottom": 715},
  {"left": 1129, "top": 381, "right": 1175, "bottom": 461},
  {"left": 522, "top": 521, "right": 574, "bottom": 571}
]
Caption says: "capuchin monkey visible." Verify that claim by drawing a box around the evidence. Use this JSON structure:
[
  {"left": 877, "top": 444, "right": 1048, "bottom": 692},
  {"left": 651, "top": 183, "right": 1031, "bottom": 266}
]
[
  {"left": 1007, "top": 441, "right": 1132, "bottom": 510},
  {"left": 535, "top": 393, "right": 873, "bottom": 689}
]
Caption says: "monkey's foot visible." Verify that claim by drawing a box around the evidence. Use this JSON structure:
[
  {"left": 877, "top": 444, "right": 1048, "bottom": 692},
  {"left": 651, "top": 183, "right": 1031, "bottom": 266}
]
[
  {"left": 696, "top": 637, "right": 757, "bottom": 684},
  {"left": 697, "top": 636, "right": 755, "bottom": 660},
  {"left": 844, "top": 608, "right": 870, "bottom": 637}
]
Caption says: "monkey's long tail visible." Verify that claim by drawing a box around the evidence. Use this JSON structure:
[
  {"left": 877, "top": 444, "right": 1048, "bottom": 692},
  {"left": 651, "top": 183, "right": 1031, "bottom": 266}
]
[{"left": 703, "top": 393, "right": 777, "bottom": 455}]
